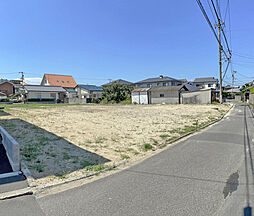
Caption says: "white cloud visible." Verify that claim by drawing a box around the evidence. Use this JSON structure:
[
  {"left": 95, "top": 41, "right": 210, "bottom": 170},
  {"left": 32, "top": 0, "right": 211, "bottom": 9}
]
[{"left": 24, "top": 77, "right": 42, "bottom": 85}]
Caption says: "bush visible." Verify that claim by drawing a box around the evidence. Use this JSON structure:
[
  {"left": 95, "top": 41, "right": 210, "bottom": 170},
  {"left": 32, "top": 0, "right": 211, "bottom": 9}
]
[
  {"left": 0, "top": 98, "right": 10, "bottom": 102},
  {"left": 102, "top": 82, "right": 134, "bottom": 103},
  {"left": 26, "top": 98, "right": 55, "bottom": 102},
  {"left": 119, "top": 97, "right": 131, "bottom": 104}
]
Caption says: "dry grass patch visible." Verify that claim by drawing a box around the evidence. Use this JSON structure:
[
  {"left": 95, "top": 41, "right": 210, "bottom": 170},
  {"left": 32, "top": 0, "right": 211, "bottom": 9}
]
[{"left": 0, "top": 104, "right": 230, "bottom": 185}]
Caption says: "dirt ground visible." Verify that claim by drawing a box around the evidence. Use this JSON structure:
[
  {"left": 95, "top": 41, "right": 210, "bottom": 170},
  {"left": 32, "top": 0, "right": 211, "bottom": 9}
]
[{"left": 0, "top": 104, "right": 230, "bottom": 185}]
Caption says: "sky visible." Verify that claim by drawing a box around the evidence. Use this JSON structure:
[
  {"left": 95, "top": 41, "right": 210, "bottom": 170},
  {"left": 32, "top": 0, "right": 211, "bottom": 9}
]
[{"left": 0, "top": 0, "right": 253, "bottom": 86}]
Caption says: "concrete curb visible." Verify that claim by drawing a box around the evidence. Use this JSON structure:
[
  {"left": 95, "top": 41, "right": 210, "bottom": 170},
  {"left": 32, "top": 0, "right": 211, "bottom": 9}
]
[
  {"left": 0, "top": 187, "right": 33, "bottom": 200},
  {"left": 33, "top": 160, "right": 129, "bottom": 194}
]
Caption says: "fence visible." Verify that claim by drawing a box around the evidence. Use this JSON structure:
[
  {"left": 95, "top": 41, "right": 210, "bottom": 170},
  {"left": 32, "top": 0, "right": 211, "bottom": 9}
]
[
  {"left": 0, "top": 126, "right": 20, "bottom": 171},
  {"left": 250, "top": 93, "right": 254, "bottom": 105},
  {"left": 181, "top": 89, "right": 213, "bottom": 104}
]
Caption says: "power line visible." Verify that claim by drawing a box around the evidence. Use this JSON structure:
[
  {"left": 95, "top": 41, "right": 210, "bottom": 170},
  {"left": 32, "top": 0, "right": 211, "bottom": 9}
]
[
  {"left": 195, "top": 0, "right": 230, "bottom": 59},
  {"left": 233, "top": 52, "right": 254, "bottom": 60},
  {"left": 207, "top": 0, "right": 217, "bottom": 23}
]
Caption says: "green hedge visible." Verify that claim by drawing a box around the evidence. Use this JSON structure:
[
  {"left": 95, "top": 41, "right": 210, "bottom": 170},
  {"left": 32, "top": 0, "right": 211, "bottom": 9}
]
[{"left": 0, "top": 98, "right": 10, "bottom": 102}]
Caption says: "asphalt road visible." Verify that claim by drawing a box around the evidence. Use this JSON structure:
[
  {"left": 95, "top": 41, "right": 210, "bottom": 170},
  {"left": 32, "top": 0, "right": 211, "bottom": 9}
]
[{"left": 1, "top": 103, "right": 254, "bottom": 216}]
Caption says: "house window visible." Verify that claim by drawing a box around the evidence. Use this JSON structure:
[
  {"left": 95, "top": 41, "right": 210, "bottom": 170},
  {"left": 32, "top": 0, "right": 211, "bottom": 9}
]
[
  {"left": 50, "top": 93, "right": 56, "bottom": 98},
  {"left": 157, "top": 83, "right": 160, "bottom": 86},
  {"left": 147, "top": 84, "right": 151, "bottom": 88},
  {"left": 163, "top": 83, "right": 166, "bottom": 86},
  {"left": 160, "top": 94, "right": 164, "bottom": 97},
  {"left": 62, "top": 81, "right": 65, "bottom": 83},
  {"left": 57, "top": 80, "right": 60, "bottom": 83},
  {"left": 67, "top": 81, "right": 70, "bottom": 84}
]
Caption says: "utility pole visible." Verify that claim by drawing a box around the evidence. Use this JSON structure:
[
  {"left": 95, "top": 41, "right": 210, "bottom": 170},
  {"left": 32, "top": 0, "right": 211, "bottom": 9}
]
[
  {"left": 232, "top": 70, "right": 236, "bottom": 94},
  {"left": 215, "top": 22, "right": 224, "bottom": 104},
  {"left": 19, "top": 72, "right": 25, "bottom": 103},
  {"left": 19, "top": 72, "right": 24, "bottom": 84}
]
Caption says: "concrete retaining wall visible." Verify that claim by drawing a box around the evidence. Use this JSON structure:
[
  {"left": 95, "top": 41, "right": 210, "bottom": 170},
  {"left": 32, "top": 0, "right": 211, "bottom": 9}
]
[
  {"left": 64, "top": 98, "right": 86, "bottom": 104},
  {"left": 181, "top": 89, "right": 212, "bottom": 104},
  {"left": 0, "top": 126, "right": 20, "bottom": 171}
]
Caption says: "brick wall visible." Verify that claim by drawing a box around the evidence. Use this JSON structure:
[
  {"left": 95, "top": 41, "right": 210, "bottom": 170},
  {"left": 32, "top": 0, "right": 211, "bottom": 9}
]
[{"left": 0, "top": 82, "right": 14, "bottom": 96}]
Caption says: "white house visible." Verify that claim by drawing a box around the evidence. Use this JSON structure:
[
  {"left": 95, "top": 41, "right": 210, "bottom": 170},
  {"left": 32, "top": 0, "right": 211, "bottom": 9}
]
[
  {"left": 192, "top": 77, "right": 218, "bottom": 89},
  {"left": 24, "top": 85, "right": 66, "bottom": 102}
]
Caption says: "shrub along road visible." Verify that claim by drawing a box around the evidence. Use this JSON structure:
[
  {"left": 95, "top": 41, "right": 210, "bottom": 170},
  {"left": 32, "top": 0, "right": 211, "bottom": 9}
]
[{"left": 1, "top": 102, "right": 254, "bottom": 216}]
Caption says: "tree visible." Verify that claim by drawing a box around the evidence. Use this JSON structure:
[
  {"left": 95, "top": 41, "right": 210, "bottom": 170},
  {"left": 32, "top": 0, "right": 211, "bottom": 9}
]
[{"left": 102, "top": 82, "right": 134, "bottom": 103}]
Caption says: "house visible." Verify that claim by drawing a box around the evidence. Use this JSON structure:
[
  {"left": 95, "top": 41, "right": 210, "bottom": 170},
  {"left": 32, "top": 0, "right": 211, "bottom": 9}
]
[
  {"left": 77, "top": 85, "right": 103, "bottom": 103},
  {"left": 102, "top": 79, "right": 133, "bottom": 86},
  {"left": 135, "top": 75, "right": 183, "bottom": 88},
  {"left": 0, "top": 81, "right": 15, "bottom": 97},
  {"left": 131, "top": 88, "right": 150, "bottom": 104},
  {"left": 192, "top": 77, "right": 218, "bottom": 89},
  {"left": 41, "top": 74, "right": 78, "bottom": 99},
  {"left": 131, "top": 83, "right": 199, "bottom": 104},
  {"left": 23, "top": 85, "right": 66, "bottom": 103},
  {"left": 149, "top": 85, "right": 189, "bottom": 104}
]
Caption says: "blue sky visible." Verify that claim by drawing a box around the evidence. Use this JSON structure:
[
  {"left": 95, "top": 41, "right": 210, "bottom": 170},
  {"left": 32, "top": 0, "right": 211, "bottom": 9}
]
[{"left": 0, "top": 0, "right": 253, "bottom": 86}]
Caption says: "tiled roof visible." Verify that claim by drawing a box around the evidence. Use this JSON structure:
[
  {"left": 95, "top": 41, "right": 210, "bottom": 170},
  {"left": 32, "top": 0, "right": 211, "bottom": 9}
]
[
  {"left": 78, "top": 85, "right": 103, "bottom": 91},
  {"left": 193, "top": 77, "right": 218, "bottom": 83},
  {"left": 135, "top": 76, "right": 181, "bottom": 84},
  {"left": 103, "top": 79, "right": 133, "bottom": 86},
  {"left": 24, "top": 85, "right": 66, "bottom": 92},
  {"left": 42, "top": 74, "right": 77, "bottom": 88}
]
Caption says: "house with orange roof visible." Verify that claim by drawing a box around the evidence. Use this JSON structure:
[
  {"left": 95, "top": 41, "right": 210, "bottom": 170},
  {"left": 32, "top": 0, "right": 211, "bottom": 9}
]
[
  {"left": 41, "top": 74, "right": 79, "bottom": 100},
  {"left": 41, "top": 74, "right": 77, "bottom": 88}
]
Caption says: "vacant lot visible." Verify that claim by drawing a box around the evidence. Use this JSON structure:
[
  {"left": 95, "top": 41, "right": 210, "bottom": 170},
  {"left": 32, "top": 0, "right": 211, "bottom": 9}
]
[{"left": 0, "top": 104, "right": 230, "bottom": 185}]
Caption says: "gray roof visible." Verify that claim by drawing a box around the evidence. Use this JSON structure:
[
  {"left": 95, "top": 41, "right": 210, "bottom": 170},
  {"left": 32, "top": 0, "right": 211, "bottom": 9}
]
[
  {"left": 193, "top": 77, "right": 218, "bottom": 83},
  {"left": 0, "top": 81, "right": 14, "bottom": 86},
  {"left": 78, "top": 84, "right": 103, "bottom": 91},
  {"left": 149, "top": 85, "right": 185, "bottom": 92},
  {"left": 183, "top": 84, "right": 200, "bottom": 91},
  {"left": 135, "top": 76, "right": 182, "bottom": 84},
  {"left": 103, "top": 79, "right": 133, "bottom": 86},
  {"left": 24, "top": 85, "right": 66, "bottom": 92}
]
